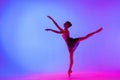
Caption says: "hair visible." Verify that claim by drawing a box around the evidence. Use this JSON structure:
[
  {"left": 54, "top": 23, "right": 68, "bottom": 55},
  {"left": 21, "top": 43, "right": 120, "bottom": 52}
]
[{"left": 66, "top": 21, "right": 72, "bottom": 27}]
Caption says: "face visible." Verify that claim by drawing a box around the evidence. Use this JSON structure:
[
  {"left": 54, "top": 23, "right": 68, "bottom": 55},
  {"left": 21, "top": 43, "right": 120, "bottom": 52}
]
[{"left": 64, "top": 22, "right": 69, "bottom": 29}]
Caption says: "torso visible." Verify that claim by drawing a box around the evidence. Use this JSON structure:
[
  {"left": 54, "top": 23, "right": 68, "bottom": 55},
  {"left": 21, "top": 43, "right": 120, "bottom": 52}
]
[
  {"left": 62, "top": 29, "right": 80, "bottom": 51},
  {"left": 62, "top": 30, "right": 69, "bottom": 41}
]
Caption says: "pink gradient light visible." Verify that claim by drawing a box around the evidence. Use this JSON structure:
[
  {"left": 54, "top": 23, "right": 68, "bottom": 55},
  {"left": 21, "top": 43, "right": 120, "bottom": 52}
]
[{"left": 0, "top": 72, "right": 120, "bottom": 80}]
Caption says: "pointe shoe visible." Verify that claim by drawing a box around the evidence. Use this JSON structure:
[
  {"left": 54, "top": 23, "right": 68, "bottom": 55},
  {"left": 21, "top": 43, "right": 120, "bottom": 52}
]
[
  {"left": 68, "top": 71, "right": 71, "bottom": 77},
  {"left": 68, "top": 70, "right": 72, "bottom": 77}
]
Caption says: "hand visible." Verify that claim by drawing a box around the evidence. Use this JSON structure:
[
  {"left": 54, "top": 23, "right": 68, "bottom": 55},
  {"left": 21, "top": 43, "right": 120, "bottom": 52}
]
[
  {"left": 96, "top": 27, "right": 103, "bottom": 33},
  {"left": 45, "top": 28, "right": 51, "bottom": 31},
  {"left": 47, "top": 16, "right": 52, "bottom": 19}
]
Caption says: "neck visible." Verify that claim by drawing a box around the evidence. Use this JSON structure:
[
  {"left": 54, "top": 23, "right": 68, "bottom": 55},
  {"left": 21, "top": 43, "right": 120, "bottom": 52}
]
[{"left": 64, "top": 28, "right": 68, "bottom": 31}]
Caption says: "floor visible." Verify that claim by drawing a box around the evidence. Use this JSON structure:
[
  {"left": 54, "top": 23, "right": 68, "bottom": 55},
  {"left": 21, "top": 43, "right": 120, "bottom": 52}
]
[{"left": 1, "top": 72, "right": 120, "bottom": 80}]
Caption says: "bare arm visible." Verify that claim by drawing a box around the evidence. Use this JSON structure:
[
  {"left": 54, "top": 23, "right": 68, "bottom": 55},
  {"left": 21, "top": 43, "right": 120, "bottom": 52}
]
[
  {"left": 80, "top": 27, "right": 103, "bottom": 41},
  {"left": 45, "top": 28, "right": 63, "bottom": 34},
  {"left": 47, "top": 16, "right": 63, "bottom": 31}
]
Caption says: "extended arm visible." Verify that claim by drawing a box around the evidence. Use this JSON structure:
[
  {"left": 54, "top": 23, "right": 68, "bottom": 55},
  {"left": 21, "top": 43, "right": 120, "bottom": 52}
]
[
  {"left": 47, "top": 16, "right": 63, "bottom": 31},
  {"left": 45, "top": 28, "right": 63, "bottom": 34},
  {"left": 79, "top": 27, "right": 103, "bottom": 41}
]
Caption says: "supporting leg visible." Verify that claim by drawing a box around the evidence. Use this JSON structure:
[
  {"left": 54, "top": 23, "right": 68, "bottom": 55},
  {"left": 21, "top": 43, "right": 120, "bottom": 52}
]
[{"left": 68, "top": 50, "right": 73, "bottom": 77}]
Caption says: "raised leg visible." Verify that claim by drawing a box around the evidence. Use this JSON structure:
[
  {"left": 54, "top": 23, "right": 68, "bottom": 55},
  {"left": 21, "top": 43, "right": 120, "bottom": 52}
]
[{"left": 78, "top": 27, "right": 103, "bottom": 41}]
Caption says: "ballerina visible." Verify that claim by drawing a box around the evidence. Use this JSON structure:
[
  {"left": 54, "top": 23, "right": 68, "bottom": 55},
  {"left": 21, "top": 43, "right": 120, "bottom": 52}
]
[{"left": 45, "top": 16, "right": 103, "bottom": 77}]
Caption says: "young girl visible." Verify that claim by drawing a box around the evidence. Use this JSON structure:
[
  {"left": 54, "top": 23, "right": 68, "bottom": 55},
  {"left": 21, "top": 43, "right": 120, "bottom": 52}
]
[{"left": 45, "top": 16, "right": 103, "bottom": 77}]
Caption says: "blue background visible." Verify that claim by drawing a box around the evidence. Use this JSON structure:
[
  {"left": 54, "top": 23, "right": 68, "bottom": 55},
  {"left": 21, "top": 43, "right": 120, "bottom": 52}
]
[{"left": 0, "top": 0, "right": 120, "bottom": 76}]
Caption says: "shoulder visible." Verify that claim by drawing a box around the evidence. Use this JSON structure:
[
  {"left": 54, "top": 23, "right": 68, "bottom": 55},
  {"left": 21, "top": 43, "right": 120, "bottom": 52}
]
[{"left": 62, "top": 30, "right": 69, "bottom": 33}]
